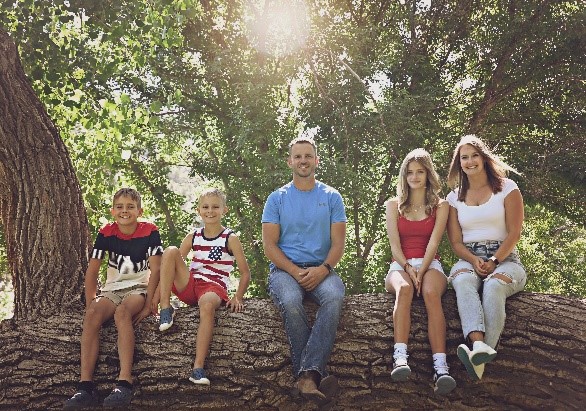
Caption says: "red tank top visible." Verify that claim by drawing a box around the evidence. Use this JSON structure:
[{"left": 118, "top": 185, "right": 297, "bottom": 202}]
[{"left": 397, "top": 209, "right": 440, "bottom": 260}]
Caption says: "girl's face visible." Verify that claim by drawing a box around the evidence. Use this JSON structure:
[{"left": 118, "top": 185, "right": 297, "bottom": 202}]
[
  {"left": 459, "top": 144, "right": 485, "bottom": 176},
  {"left": 406, "top": 161, "right": 427, "bottom": 190}
]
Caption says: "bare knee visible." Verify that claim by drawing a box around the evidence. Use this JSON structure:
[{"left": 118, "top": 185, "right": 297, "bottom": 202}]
[
  {"left": 114, "top": 305, "right": 133, "bottom": 324},
  {"left": 422, "top": 286, "right": 441, "bottom": 302},
  {"left": 162, "top": 246, "right": 180, "bottom": 258},
  {"left": 395, "top": 282, "right": 414, "bottom": 300}
]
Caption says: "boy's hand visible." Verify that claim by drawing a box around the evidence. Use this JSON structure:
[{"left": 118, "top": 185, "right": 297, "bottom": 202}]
[
  {"left": 227, "top": 296, "right": 245, "bottom": 313},
  {"left": 150, "top": 294, "right": 160, "bottom": 315},
  {"left": 133, "top": 306, "right": 151, "bottom": 326}
]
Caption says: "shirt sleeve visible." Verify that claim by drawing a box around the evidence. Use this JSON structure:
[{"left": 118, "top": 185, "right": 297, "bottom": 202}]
[
  {"left": 446, "top": 190, "right": 459, "bottom": 207},
  {"left": 148, "top": 229, "right": 164, "bottom": 256},
  {"left": 502, "top": 178, "right": 520, "bottom": 197},
  {"left": 330, "top": 192, "right": 347, "bottom": 223},
  {"left": 261, "top": 191, "right": 280, "bottom": 224}
]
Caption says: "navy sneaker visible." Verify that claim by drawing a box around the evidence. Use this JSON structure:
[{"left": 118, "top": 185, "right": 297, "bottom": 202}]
[
  {"left": 63, "top": 389, "right": 99, "bottom": 409},
  {"left": 159, "top": 306, "right": 175, "bottom": 332},
  {"left": 189, "top": 368, "right": 210, "bottom": 385},
  {"left": 103, "top": 385, "right": 133, "bottom": 408}
]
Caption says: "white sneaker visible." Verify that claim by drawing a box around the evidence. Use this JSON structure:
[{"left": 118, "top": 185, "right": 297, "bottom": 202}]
[
  {"left": 457, "top": 344, "right": 485, "bottom": 380},
  {"left": 391, "top": 351, "right": 411, "bottom": 381},
  {"left": 470, "top": 341, "right": 497, "bottom": 365}
]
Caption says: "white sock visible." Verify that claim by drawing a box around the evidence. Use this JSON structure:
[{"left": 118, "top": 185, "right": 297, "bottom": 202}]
[
  {"left": 394, "top": 343, "right": 408, "bottom": 354},
  {"left": 432, "top": 353, "right": 447, "bottom": 367}
]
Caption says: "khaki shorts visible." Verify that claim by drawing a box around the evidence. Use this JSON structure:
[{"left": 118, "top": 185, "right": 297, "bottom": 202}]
[{"left": 98, "top": 285, "right": 146, "bottom": 306}]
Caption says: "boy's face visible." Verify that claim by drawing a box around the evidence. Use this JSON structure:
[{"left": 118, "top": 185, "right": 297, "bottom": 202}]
[
  {"left": 111, "top": 195, "right": 143, "bottom": 227},
  {"left": 198, "top": 195, "right": 227, "bottom": 225}
]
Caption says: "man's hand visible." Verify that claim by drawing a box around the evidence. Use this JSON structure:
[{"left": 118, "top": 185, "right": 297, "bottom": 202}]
[{"left": 298, "top": 266, "right": 329, "bottom": 291}]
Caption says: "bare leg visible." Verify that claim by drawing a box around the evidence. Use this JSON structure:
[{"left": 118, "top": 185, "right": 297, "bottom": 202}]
[
  {"left": 385, "top": 270, "right": 414, "bottom": 344},
  {"left": 159, "top": 246, "right": 190, "bottom": 309},
  {"left": 193, "top": 292, "right": 221, "bottom": 369},
  {"left": 115, "top": 294, "right": 146, "bottom": 382},
  {"left": 421, "top": 269, "right": 448, "bottom": 354},
  {"left": 80, "top": 297, "right": 117, "bottom": 381}
]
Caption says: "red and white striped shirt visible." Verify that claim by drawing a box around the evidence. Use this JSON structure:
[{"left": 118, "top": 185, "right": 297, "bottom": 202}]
[{"left": 189, "top": 227, "right": 234, "bottom": 290}]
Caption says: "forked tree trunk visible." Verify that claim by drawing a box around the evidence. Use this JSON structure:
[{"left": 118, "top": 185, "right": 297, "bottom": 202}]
[
  {"left": 0, "top": 292, "right": 584, "bottom": 410},
  {"left": 0, "top": 29, "right": 89, "bottom": 321}
]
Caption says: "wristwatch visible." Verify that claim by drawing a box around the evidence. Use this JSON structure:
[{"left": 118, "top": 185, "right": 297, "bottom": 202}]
[
  {"left": 488, "top": 256, "right": 500, "bottom": 265},
  {"left": 323, "top": 262, "right": 333, "bottom": 274}
]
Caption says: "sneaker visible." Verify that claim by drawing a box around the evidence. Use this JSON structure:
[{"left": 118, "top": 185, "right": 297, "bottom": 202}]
[
  {"left": 103, "top": 385, "right": 133, "bottom": 408},
  {"left": 159, "top": 306, "right": 175, "bottom": 332},
  {"left": 433, "top": 370, "right": 456, "bottom": 395},
  {"left": 63, "top": 389, "right": 99, "bottom": 410},
  {"left": 189, "top": 368, "right": 210, "bottom": 385},
  {"left": 391, "top": 352, "right": 411, "bottom": 381},
  {"left": 470, "top": 341, "right": 497, "bottom": 366},
  {"left": 457, "top": 344, "right": 484, "bottom": 380}
]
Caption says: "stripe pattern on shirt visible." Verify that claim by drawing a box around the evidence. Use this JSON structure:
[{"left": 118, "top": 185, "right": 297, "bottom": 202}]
[{"left": 189, "top": 227, "right": 234, "bottom": 290}]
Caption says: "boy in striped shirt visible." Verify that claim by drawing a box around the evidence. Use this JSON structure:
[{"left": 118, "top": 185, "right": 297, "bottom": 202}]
[{"left": 157, "top": 188, "right": 251, "bottom": 385}]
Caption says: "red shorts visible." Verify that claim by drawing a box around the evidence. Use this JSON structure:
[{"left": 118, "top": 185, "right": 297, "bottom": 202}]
[{"left": 172, "top": 275, "right": 228, "bottom": 306}]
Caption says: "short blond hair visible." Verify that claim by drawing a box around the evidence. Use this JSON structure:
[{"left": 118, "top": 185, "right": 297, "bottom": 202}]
[{"left": 199, "top": 187, "right": 227, "bottom": 207}]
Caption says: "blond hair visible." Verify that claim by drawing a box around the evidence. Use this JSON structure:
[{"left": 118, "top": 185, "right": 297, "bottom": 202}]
[{"left": 199, "top": 187, "right": 227, "bottom": 207}]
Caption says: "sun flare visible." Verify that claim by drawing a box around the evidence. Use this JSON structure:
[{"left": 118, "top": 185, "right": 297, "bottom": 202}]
[{"left": 244, "top": 0, "right": 310, "bottom": 57}]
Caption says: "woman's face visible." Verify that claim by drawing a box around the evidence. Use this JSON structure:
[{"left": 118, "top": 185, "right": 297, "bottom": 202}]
[{"left": 459, "top": 144, "right": 485, "bottom": 176}]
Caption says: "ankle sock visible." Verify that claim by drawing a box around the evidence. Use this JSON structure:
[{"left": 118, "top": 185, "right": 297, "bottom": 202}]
[
  {"left": 394, "top": 343, "right": 408, "bottom": 354},
  {"left": 433, "top": 353, "right": 448, "bottom": 372}
]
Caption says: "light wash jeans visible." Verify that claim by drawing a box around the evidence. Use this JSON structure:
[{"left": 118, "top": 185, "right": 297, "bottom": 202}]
[
  {"left": 268, "top": 264, "right": 345, "bottom": 378},
  {"left": 449, "top": 241, "right": 527, "bottom": 349}
]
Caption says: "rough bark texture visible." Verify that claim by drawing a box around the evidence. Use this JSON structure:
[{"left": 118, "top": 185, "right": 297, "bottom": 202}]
[
  {"left": 1, "top": 291, "right": 584, "bottom": 410},
  {"left": 0, "top": 29, "right": 90, "bottom": 321}
]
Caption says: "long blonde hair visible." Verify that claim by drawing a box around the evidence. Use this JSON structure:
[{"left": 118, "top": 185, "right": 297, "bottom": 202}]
[
  {"left": 447, "top": 135, "right": 519, "bottom": 201},
  {"left": 397, "top": 148, "right": 441, "bottom": 216}
]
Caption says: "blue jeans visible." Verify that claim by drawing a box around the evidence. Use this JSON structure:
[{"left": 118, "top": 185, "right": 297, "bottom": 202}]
[
  {"left": 449, "top": 241, "right": 527, "bottom": 348},
  {"left": 268, "top": 266, "right": 345, "bottom": 378}
]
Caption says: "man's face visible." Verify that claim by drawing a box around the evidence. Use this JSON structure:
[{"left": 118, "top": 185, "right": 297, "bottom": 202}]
[{"left": 288, "top": 142, "right": 318, "bottom": 178}]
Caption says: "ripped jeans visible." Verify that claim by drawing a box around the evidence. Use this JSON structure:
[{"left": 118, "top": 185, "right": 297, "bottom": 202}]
[{"left": 449, "top": 241, "right": 526, "bottom": 348}]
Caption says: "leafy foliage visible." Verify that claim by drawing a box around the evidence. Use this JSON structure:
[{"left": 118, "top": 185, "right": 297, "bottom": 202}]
[{"left": 0, "top": 0, "right": 584, "bottom": 320}]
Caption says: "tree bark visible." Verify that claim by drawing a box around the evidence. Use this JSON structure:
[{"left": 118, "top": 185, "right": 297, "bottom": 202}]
[
  {"left": 0, "top": 29, "right": 89, "bottom": 321},
  {"left": 1, "top": 291, "right": 584, "bottom": 410}
]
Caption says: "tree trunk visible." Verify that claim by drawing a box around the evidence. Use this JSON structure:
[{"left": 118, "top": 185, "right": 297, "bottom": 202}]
[
  {"left": 1, "top": 291, "right": 584, "bottom": 410},
  {"left": 0, "top": 29, "right": 89, "bottom": 321}
]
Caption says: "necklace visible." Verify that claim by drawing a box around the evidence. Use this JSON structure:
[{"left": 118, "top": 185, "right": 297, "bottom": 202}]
[{"left": 409, "top": 203, "right": 426, "bottom": 212}]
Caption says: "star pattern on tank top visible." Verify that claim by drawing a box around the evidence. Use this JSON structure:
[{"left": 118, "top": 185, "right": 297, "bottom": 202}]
[{"left": 208, "top": 246, "right": 223, "bottom": 261}]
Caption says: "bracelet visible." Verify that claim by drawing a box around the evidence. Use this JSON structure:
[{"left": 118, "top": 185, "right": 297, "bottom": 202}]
[
  {"left": 323, "top": 262, "right": 333, "bottom": 274},
  {"left": 403, "top": 262, "right": 411, "bottom": 271}
]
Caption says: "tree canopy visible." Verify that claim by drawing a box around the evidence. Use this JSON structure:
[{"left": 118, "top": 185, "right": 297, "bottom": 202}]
[{"left": 0, "top": 0, "right": 584, "bottom": 313}]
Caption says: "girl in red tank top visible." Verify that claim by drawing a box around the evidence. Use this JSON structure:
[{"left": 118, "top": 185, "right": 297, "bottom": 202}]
[{"left": 384, "top": 148, "right": 455, "bottom": 394}]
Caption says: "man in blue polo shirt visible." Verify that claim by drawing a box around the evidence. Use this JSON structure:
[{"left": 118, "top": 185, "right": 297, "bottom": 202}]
[{"left": 262, "top": 136, "right": 346, "bottom": 404}]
